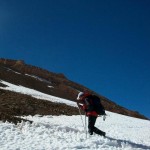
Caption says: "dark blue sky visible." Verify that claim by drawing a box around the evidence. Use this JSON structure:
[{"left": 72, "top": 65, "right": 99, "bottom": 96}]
[{"left": 0, "top": 0, "right": 150, "bottom": 118}]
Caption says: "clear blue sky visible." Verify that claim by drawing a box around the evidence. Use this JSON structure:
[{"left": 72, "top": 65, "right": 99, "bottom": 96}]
[{"left": 0, "top": 0, "right": 150, "bottom": 118}]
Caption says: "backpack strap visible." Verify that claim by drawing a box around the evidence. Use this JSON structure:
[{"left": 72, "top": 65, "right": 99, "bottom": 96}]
[{"left": 84, "top": 96, "right": 94, "bottom": 112}]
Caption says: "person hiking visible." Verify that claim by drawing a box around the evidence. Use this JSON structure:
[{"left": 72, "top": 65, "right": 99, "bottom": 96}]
[{"left": 77, "top": 91, "right": 106, "bottom": 137}]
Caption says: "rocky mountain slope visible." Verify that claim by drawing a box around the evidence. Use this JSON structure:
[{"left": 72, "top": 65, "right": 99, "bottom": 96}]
[{"left": 0, "top": 58, "right": 148, "bottom": 123}]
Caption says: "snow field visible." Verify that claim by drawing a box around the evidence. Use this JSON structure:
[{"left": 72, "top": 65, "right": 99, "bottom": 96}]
[
  {"left": 0, "top": 80, "right": 150, "bottom": 149},
  {"left": 0, "top": 80, "right": 76, "bottom": 107},
  {"left": 0, "top": 112, "right": 150, "bottom": 150}
]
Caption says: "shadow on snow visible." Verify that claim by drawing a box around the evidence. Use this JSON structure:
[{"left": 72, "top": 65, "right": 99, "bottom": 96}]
[{"left": 105, "top": 136, "right": 150, "bottom": 149}]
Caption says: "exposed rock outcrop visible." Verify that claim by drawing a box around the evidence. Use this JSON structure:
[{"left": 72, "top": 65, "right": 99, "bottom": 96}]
[{"left": 0, "top": 58, "right": 148, "bottom": 121}]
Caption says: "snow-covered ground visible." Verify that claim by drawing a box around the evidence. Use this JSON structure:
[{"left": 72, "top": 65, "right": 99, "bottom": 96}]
[
  {"left": 0, "top": 80, "right": 76, "bottom": 107},
  {"left": 0, "top": 113, "right": 150, "bottom": 150},
  {"left": 0, "top": 80, "right": 150, "bottom": 150}
]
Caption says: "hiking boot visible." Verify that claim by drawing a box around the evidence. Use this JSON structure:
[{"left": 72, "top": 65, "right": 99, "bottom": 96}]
[
  {"left": 98, "top": 131, "right": 106, "bottom": 137},
  {"left": 101, "top": 132, "right": 106, "bottom": 137}
]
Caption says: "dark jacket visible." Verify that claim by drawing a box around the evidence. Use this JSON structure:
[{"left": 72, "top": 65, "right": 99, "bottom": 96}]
[{"left": 78, "top": 95, "right": 98, "bottom": 117}]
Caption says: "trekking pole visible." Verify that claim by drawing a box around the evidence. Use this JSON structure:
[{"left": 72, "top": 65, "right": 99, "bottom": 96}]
[
  {"left": 85, "top": 113, "right": 87, "bottom": 139},
  {"left": 78, "top": 106, "right": 85, "bottom": 127},
  {"left": 78, "top": 105, "right": 87, "bottom": 139}
]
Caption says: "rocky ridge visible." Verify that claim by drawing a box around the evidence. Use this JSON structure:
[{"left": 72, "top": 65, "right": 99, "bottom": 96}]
[{"left": 0, "top": 58, "right": 148, "bottom": 124}]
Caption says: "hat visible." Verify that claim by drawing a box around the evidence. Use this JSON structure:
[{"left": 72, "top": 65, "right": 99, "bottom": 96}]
[{"left": 77, "top": 92, "right": 84, "bottom": 100}]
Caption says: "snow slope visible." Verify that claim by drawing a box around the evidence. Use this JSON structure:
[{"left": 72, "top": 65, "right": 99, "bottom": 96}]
[
  {"left": 0, "top": 113, "right": 150, "bottom": 150},
  {"left": 0, "top": 80, "right": 76, "bottom": 107},
  {"left": 0, "top": 80, "right": 150, "bottom": 150}
]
